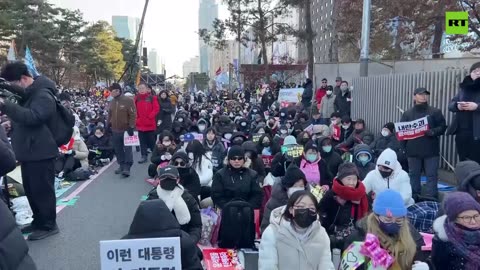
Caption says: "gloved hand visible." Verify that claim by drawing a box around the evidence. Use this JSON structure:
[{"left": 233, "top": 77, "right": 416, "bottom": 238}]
[
  {"left": 412, "top": 261, "right": 429, "bottom": 270},
  {"left": 127, "top": 127, "right": 134, "bottom": 137}
]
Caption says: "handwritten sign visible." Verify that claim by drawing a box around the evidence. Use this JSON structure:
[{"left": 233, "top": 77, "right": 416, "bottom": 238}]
[
  {"left": 332, "top": 125, "right": 341, "bottom": 141},
  {"left": 340, "top": 242, "right": 365, "bottom": 270},
  {"left": 278, "top": 88, "right": 304, "bottom": 103},
  {"left": 261, "top": 155, "right": 273, "bottom": 168},
  {"left": 124, "top": 131, "right": 140, "bottom": 146},
  {"left": 202, "top": 248, "right": 244, "bottom": 270},
  {"left": 281, "top": 144, "right": 304, "bottom": 158},
  {"left": 99, "top": 237, "right": 181, "bottom": 270},
  {"left": 394, "top": 116, "right": 429, "bottom": 141}
]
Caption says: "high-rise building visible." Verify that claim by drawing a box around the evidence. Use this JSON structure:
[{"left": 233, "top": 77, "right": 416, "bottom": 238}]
[
  {"left": 148, "top": 49, "right": 160, "bottom": 74},
  {"left": 199, "top": 0, "right": 218, "bottom": 74},
  {"left": 112, "top": 16, "right": 140, "bottom": 41},
  {"left": 183, "top": 56, "right": 201, "bottom": 78}
]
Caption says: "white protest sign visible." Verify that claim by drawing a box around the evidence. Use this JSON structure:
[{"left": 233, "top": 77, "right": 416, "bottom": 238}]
[
  {"left": 278, "top": 88, "right": 304, "bottom": 104},
  {"left": 394, "top": 116, "right": 429, "bottom": 141},
  {"left": 100, "top": 237, "right": 181, "bottom": 270},
  {"left": 124, "top": 131, "right": 140, "bottom": 146}
]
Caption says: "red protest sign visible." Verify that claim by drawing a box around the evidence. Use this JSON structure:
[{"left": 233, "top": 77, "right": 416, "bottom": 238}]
[
  {"left": 332, "top": 125, "right": 341, "bottom": 141},
  {"left": 394, "top": 116, "right": 429, "bottom": 141},
  {"left": 202, "top": 249, "right": 243, "bottom": 270},
  {"left": 261, "top": 155, "right": 273, "bottom": 168}
]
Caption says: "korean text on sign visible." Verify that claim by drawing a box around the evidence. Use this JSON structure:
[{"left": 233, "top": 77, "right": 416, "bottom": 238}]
[
  {"left": 100, "top": 237, "right": 181, "bottom": 270},
  {"left": 281, "top": 144, "right": 304, "bottom": 158},
  {"left": 124, "top": 131, "right": 140, "bottom": 146},
  {"left": 394, "top": 116, "right": 430, "bottom": 141},
  {"left": 202, "top": 248, "right": 243, "bottom": 270}
]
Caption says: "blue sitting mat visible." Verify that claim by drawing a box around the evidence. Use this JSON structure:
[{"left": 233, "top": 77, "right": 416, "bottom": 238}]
[{"left": 420, "top": 176, "right": 455, "bottom": 192}]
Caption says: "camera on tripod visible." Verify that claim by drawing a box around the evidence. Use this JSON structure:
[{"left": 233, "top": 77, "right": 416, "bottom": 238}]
[{"left": 0, "top": 78, "right": 23, "bottom": 104}]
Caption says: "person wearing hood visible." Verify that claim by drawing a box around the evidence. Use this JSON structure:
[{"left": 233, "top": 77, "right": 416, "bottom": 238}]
[
  {"left": 258, "top": 133, "right": 277, "bottom": 157},
  {"left": 236, "top": 117, "right": 250, "bottom": 135},
  {"left": 297, "top": 131, "right": 312, "bottom": 147},
  {"left": 86, "top": 126, "right": 114, "bottom": 166},
  {"left": 211, "top": 146, "right": 263, "bottom": 209},
  {"left": 156, "top": 90, "right": 174, "bottom": 133},
  {"left": 455, "top": 160, "right": 480, "bottom": 203},
  {"left": 248, "top": 106, "right": 262, "bottom": 121},
  {"left": 353, "top": 144, "right": 375, "bottom": 180},
  {"left": 336, "top": 119, "right": 374, "bottom": 152},
  {"left": 271, "top": 135, "right": 299, "bottom": 178},
  {"left": 203, "top": 127, "right": 226, "bottom": 173},
  {"left": 0, "top": 62, "right": 61, "bottom": 240},
  {"left": 370, "top": 122, "right": 402, "bottom": 158},
  {"left": 55, "top": 126, "right": 89, "bottom": 178},
  {"left": 447, "top": 62, "right": 480, "bottom": 163},
  {"left": 295, "top": 112, "right": 310, "bottom": 130},
  {"left": 230, "top": 132, "right": 247, "bottom": 147},
  {"left": 146, "top": 166, "right": 202, "bottom": 244},
  {"left": 320, "top": 162, "right": 370, "bottom": 249},
  {"left": 432, "top": 192, "right": 480, "bottom": 270},
  {"left": 122, "top": 199, "right": 203, "bottom": 270},
  {"left": 317, "top": 136, "right": 343, "bottom": 178},
  {"left": 272, "top": 124, "right": 289, "bottom": 146},
  {"left": 170, "top": 151, "right": 201, "bottom": 203},
  {"left": 261, "top": 88, "right": 275, "bottom": 112},
  {"left": 149, "top": 131, "right": 177, "bottom": 177},
  {"left": 363, "top": 148, "right": 414, "bottom": 207},
  {"left": 259, "top": 191, "right": 335, "bottom": 270},
  {"left": 301, "top": 78, "right": 313, "bottom": 111},
  {"left": 196, "top": 118, "right": 209, "bottom": 134},
  {"left": 401, "top": 87, "right": 446, "bottom": 199},
  {"left": 107, "top": 83, "right": 137, "bottom": 177},
  {"left": 135, "top": 83, "right": 160, "bottom": 164},
  {"left": 344, "top": 189, "right": 427, "bottom": 270},
  {"left": 243, "top": 141, "right": 266, "bottom": 184},
  {"left": 261, "top": 165, "right": 308, "bottom": 233},
  {"left": 171, "top": 121, "right": 187, "bottom": 145},
  {"left": 186, "top": 140, "right": 213, "bottom": 200},
  {"left": 319, "top": 85, "right": 336, "bottom": 125},
  {"left": 334, "top": 81, "right": 352, "bottom": 117},
  {"left": 293, "top": 141, "right": 332, "bottom": 187},
  {"left": 278, "top": 107, "right": 289, "bottom": 125}
]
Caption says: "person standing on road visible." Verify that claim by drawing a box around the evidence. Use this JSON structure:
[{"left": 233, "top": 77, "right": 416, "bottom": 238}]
[
  {"left": 157, "top": 90, "right": 174, "bottom": 133},
  {"left": 135, "top": 83, "right": 160, "bottom": 164},
  {"left": 108, "top": 83, "right": 136, "bottom": 177},
  {"left": 301, "top": 78, "right": 313, "bottom": 112},
  {"left": 0, "top": 62, "right": 59, "bottom": 240},
  {"left": 319, "top": 86, "right": 335, "bottom": 125},
  {"left": 447, "top": 62, "right": 480, "bottom": 163},
  {"left": 334, "top": 81, "right": 352, "bottom": 117},
  {"left": 401, "top": 87, "right": 446, "bottom": 199}
]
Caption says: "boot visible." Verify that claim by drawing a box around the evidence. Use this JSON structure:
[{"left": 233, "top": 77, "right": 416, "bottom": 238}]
[
  {"left": 138, "top": 156, "right": 147, "bottom": 164},
  {"left": 114, "top": 167, "right": 122, "bottom": 174}
]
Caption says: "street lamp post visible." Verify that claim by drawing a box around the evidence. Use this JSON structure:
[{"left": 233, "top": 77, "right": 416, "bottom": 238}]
[{"left": 359, "top": 0, "right": 371, "bottom": 77}]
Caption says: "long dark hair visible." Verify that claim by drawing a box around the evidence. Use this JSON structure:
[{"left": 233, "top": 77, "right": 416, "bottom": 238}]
[
  {"left": 186, "top": 140, "right": 207, "bottom": 171},
  {"left": 282, "top": 190, "right": 319, "bottom": 222}
]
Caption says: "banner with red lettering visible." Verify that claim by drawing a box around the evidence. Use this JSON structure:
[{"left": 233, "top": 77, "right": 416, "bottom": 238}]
[
  {"left": 394, "top": 116, "right": 429, "bottom": 141},
  {"left": 202, "top": 249, "right": 243, "bottom": 270},
  {"left": 261, "top": 155, "right": 273, "bottom": 168}
]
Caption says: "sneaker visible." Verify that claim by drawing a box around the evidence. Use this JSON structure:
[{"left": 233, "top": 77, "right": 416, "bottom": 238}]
[
  {"left": 122, "top": 169, "right": 130, "bottom": 177},
  {"left": 138, "top": 156, "right": 147, "bottom": 164},
  {"left": 100, "top": 158, "right": 111, "bottom": 164},
  {"left": 21, "top": 224, "right": 36, "bottom": 234},
  {"left": 28, "top": 227, "right": 59, "bottom": 241},
  {"left": 114, "top": 167, "right": 122, "bottom": 174}
]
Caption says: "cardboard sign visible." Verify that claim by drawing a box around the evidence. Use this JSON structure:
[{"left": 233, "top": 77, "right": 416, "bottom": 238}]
[
  {"left": 124, "top": 131, "right": 140, "bottom": 146},
  {"left": 394, "top": 116, "right": 429, "bottom": 141},
  {"left": 261, "top": 155, "right": 273, "bottom": 168},
  {"left": 202, "top": 248, "right": 243, "bottom": 270},
  {"left": 332, "top": 125, "right": 341, "bottom": 141},
  {"left": 99, "top": 237, "right": 181, "bottom": 270},
  {"left": 340, "top": 242, "right": 365, "bottom": 270},
  {"left": 278, "top": 88, "right": 304, "bottom": 103},
  {"left": 281, "top": 144, "right": 304, "bottom": 158}
]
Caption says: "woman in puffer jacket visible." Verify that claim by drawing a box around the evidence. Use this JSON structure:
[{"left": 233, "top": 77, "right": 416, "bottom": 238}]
[
  {"left": 148, "top": 131, "right": 177, "bottom": 177},
  {"left": 186, "top": 140, "right": 213, "bottom": 200},
  {"left": 259, "top": 190, "right": 335, "bottom": 270},
  {"left": 243, "top": 141, "right": 266, "bottom": 184},
  {"left": 293, "top": 141, "right": 331, "bottom": 188},
  {"left": 203, "top": 127, "right": 225, "bottom": 173}
]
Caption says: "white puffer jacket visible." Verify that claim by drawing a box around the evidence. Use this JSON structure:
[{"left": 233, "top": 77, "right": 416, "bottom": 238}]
[
  {"left": 193, "top": 155, "right": 213, "bottom": 187},
  {"left": 259, "top": 206, "right": 335, "bottom": 270},
  {"left": 362, "top": 148, "right": 414, "bottom": 206}
]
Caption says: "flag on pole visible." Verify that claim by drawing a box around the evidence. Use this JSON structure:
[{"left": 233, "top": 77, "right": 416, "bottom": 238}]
[
  {"left": 7, "top": 40, "right": 16, "bottom": 62},
  {"left": 24, "top": 46, "right": 40, "bottom": 77},
  {"left": 215, "top": 67, "right": 222, "bottom": 76}
]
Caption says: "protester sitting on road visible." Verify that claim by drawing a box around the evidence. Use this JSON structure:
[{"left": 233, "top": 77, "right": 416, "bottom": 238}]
[
  {"left": 243, "top": 141, "right": 266, "bottom": 185},
  {"left": 293, "top": 141, "right": 332, "bottom": 187},
  {"left": 370, "top": 122, "right": 401, "bottom": 157},
  {"left": 122, "top": 199, "right": 203, "bottom": 270},
  {"left": 261, "top": 165, "right": 308, "bottom": 233},
  {"left": 320, "top": 162, "right": 369, "bottom": 250},
  {"left": 55, "top": 126, "right": 89, "bottom": 179},
  {"left": 336, "top": 119, "right": 374, "bottom": 153},
  {"left": 455, "top": 160, "right": 480, "bottom": 203},
  {"left": 202, "top": 127, "right": 225, "bottom": 174},
  {"left": 170, "top": 151, "right": 201, "bottom": 203},
  {"left": 148, "top": 131, "right": 177, "bottom": 177},
  {"left": 86, "top": 126, "right": 114, "bottom": 167},
  {"left": 211, "top": 145, "right": 263, "bottom": 209},
  {"left": 432, "top": 192, "right": 480, "bottom": 270},
  {"left": 344, "top": 189, "right": 428, "bottom": 270},
  {"left": 362, "top": 148, "right": 414, "bottom": 207},
  {"left": 353, "top": 144, "right": 375, "bottom": 180},
  {"left": 186, "top": 140, "right": 213, "bottom": 201},
  {"left": 259, "top": 190, "right": 335, "bottom": 270},
  {"left": 317, "top": 136, "right": 343, "bottom": 179}
]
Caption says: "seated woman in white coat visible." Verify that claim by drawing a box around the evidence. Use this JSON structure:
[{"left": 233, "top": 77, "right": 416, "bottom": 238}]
[
  {"left": 362, "top": 148, "right": 414, "bottom": 207},
  {"left": 259, "top": 190, "right": 335, "bottom": 270},
  {"left": 186, "top": 140, "right": 213, "bottom": 201}
]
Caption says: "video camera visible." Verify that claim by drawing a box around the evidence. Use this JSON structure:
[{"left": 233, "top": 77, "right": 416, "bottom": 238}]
[{"left": 0, "top": 78, "right": 23, "bottom": 104}]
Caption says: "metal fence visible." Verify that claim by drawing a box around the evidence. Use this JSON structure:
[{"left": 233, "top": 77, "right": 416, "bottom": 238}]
[{"left": 351, "top": 69, "right": 469, "bottom": 171}]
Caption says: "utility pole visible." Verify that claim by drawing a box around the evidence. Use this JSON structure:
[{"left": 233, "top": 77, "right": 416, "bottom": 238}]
[
  {"left": 359, "top": 0, "right": 371, "bottom": 77},
  {"left": 237, "top": 0, "right": 242, "bottom": 90}
]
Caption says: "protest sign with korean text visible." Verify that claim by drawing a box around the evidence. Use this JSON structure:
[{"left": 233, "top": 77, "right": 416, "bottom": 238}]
[
  {"left": 281, "top": 144, "right": 304, "bottom": 158},
  {"left": 394, "top": 116, "right": 429, "bottom": 141},
  {"left": 124, "top": 131, "right": 140, "bottom": 146},
  {"left": 278, "top": 88, "right": 304, "bottom": 104},
  {"left": 100, "top": 237, "right": 181, "bottom": 270},
  {"left": 261, "top": 155, "right": 274, "bottom": 168},
  {"left": 202, "top": 248, "right": 243, "bottom": 270}
]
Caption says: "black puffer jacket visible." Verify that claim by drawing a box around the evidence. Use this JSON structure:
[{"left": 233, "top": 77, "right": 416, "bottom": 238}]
[
  {"left": 178, "top": 167, "right": 201, "bottom": 203},
  {"left": 86, "top": 134, "right": 113, "bottom": 151},
  {"left": 203, "top": 137, "right": 226, "bottom": 173},
  {"left": 456, "top": 160, "right": 480, "bottom": 200},
  {"left": 447, "top": 76, "right": 480, "bottom": 139},
  {"left": 122, "top": 200, "right": 203, "bottom": 270},
  {"left": 0, "top": 200, "right": 37, "bottom": 270},
  {"left": 260, "top": 182, "right": 288, "bottom": 233},
  {"left": 0, "top": 125, "right": 16, "bottom": 176},
  {"left": 317, "top": 136, "right": 343, "bottom": 178},
  {"left": 157, "top": 92, "right": 174, "bottom": 132},
  {"left": 370, "top": 133, "right": 402, "bottom": 158},
  {"left": 0, "top": 76, "right": 58, "bottom": 162}
]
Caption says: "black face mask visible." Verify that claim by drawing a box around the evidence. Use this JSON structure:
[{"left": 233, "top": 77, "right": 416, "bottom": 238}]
[
  {"left": 355, "top": 128, "right": 364, "bottom": 134},
  {"left": 301, "top": 138, "right": 310, "bottom": 145},
  {"left": 262, "top": 142, "right": 271, "bottom": 147},
  {"left": 293, "top": 208, "right": 317, "bottom": 228},
  {"left": 177, "top": 167, "right": 189, "bottom": 174},
  {"left": 159, "top": 178, "right": 177, "bottom": 191},
  {"left": 379, "top": 170, "right": 393, "bottom": 179}
]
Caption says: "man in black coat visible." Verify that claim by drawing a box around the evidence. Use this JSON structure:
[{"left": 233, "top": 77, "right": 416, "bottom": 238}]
[
  {"left": 0, "top": 62, "right": 59, "bottom": 240},
  {"left": 400, "top": 87, "right": 447, "bottom": 199}
]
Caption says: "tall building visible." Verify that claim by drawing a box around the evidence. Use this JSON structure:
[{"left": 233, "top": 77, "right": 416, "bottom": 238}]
[
  {"left": 183, "top": 56, "right": 201, "bottom": 77},
  {"left": 268, "top": 7, "right": 300, "bottom": 64},
  {"left": 199, "top": 0, "right": 219, "bottom": 74},
  {"left": 112, "top": 16, "right": 140, "bottom": 41},
  {"left": 148, "top": 49, "right": 160, "bottom": 74}
]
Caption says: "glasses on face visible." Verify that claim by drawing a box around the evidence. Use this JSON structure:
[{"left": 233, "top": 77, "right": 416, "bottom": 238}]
[
  {"left": 378, "top": 216, "right": 404, "bottom": 225},
  {"left": 293, "top": 205, "right": 317, "bottom": 213},
  {"left": 173, "top": 161, "right": 186, "bottom": 167},
  {"left": 230, "top": 156, "right": 244, "bottom": 161},
  {"left": 457, "top": 214, "right": 480, "bottom": 223}
]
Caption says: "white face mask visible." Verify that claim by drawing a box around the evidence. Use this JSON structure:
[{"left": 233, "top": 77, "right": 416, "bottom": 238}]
[
  {"left": 198, "top": 125, "right": 206, "bottom": 132},
  {"left": 326, "top": 90, "right": 332, "bottom": 95},
  {"left": 287, "top": 187, "right": 304, "bottom": 197},
  {"left": 224, "top": 133, "right": 232, "bottom": 140},
  {"left": 381, "top": 130, "right": 390, "bottom": 137}
]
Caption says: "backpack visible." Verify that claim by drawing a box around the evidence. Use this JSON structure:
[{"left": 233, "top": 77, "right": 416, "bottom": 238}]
[
  {"left": 47, "top": 93, "right": 75, "bottom": 146},
  {"left": 65, "top": 168, "right": 93, "bottom": 182},
  {"left": 218, "top": 200, "right": 255, "bottom": 249}
]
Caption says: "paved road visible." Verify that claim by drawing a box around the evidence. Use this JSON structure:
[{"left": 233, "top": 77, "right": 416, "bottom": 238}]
[{"left": 28, "top": 152, "right": 152, "bottom": 270}]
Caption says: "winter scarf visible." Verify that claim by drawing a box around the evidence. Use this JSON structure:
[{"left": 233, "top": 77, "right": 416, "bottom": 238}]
[
  {"left": 332, "top": 178, "right": 369, "bottom": 220},
  {"left": 156, "top": 185, "right": 191, "bottom": 225},
  {"left": 444, "top": 220, "right": 480, "bottom": 270}
]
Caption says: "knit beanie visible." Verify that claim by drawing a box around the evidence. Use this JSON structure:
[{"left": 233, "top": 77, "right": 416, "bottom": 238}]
[
  {"left": 304, "top": 141, "right": 318, "bottom": 152},
  {"left": 282, "top": 165, "right": 306, "bottom": 188},
  {"left": 373, "top": 189, "right": 407, "bottom": 218},
  {"left": 383, "top": 122, "right": 395, "bottom": 133},
  {"left": 228, "top": 145, "right": 245, "bottom": 160},
  {"left": 337, "top": 162, "right": 360, "bottom": 180},
  {"left": 470, "top": 62, "right": 480, "bottom": 73},
  {"left": 283, "top": 135, "right": 297, "bottom": 146},
  {"left": 444, "top": 192, "right": 480, "bottom": 222},
  {"left": 171, "top": 151, "right": 189, "bottom": 164}
]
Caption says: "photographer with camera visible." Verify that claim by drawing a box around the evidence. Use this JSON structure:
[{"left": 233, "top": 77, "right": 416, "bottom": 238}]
[{"left": 0, "top": 62, "right": 59, "bottom": 241}]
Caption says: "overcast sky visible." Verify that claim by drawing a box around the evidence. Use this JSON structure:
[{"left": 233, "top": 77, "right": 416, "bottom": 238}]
[{"left": 48, "top": 0, "right": 227, "bottom": 76}]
